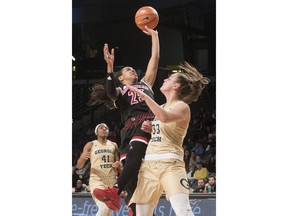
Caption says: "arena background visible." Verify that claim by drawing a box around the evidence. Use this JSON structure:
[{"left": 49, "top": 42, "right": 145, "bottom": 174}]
[
  {"left": 2, "top": 1, "right": 287, "bottom": 216},
  {"left": 72, "top": 0, "right": 216, "bottom": 215}
]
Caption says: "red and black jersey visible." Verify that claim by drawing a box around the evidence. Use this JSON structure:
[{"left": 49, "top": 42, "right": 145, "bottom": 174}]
[{"left": 116, "top": 80, "right": 154, "bottom": 123}]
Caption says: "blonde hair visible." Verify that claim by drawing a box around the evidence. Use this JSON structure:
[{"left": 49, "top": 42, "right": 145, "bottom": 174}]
[{"left": 176, "top": 61, "right": 210, "bottom": 104}]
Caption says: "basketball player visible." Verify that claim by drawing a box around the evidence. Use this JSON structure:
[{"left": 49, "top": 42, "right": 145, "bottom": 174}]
[
  {"left": 127, "top": 62, "right": 210, "bottom": 216},
  {"left": 90, "top": 26, "right": 159, "bottom": 214},
  {"left": 77, "top": 123, "right": 121, "bottom": 216}
]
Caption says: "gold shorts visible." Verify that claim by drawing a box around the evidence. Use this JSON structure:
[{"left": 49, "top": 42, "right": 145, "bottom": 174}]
[
  {"left": 89, "top": 174, "right": 117, "bottom": 199},
  {"left": 131, "top": 159, "right": 189, "bottom": 207}
]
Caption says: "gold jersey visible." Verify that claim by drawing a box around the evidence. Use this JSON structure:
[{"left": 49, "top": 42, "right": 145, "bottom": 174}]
[
  {"left": 146, "top": 118, "right": 187, "bottom": 157},
  {"left": 89, "top": 140, "right": 118, "bottom": 177}
]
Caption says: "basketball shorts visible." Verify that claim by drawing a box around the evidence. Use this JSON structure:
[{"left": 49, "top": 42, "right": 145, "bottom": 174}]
[
  {"left": 131, "top": 159, "right": 190, "bottom": 207},
  {"left": 89, "top": 174, "right": 117, "bottom": 199}
]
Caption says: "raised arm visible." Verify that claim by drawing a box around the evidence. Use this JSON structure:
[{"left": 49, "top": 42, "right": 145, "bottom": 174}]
[
  {"left": 76, "top": 142, "right": 93, "bottom": 169},
  {"left": 141, "top": 26, "right": 160, "bottom": 87},
  {"left": 103, "top": 43, "right": 121, "bottom": 100}
]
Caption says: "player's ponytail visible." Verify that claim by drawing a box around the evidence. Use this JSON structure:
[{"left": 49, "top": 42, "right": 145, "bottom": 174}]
[
  {"left": 177, "top": 62, "right": 210, "bottom": 104},
  {"left": 88, "top": 84, "right": 117, "bottom": 109}
]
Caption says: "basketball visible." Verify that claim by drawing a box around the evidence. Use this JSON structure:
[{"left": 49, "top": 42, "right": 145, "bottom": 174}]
[{"left": 135, "top": 6, "right": 159, "bottom": 30}]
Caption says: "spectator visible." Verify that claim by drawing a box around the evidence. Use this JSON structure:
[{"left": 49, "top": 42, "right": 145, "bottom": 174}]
[
  {"left": 184, "top": 149, "right": 191, "bottom": 172},
  {"left": 204, "top": 175, "right": 216, "bottom": 193},
  {"left": 186, "top": 167, "right": 195, "bottom": 187},
  {"left": 192, "top": 161, "right": 209, "bottom": 180},
  {"left": 75, "top": 160, "right": 91, "bottom": 186},
  {"left": 188, "top": 150, "right": 201, "bottom": 174},
  {"left": 191, "top": 139, "right": 205, "bottom": 156},
  {"left": 73, "top": 179, "right": 88, "bottom": 192},
  {"left": 72, "top": 166, "right": 78, "bottom": 188},
  {"left": 206, "top": 153, "right": 216, "bottom": 174},
  {"left": 192, "top": 178, "right": 206, "bottom": 193},
  {"left": 207, "top": 126, "right": 216, "bottom": 142},
  {"left": 183, "top": 137, "right": 193, "bottom": 150}
]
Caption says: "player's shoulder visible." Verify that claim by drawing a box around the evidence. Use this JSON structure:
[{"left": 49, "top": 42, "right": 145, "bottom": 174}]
[
  {"left": 174, "top": 100, "right": 189, "bottom": 110},
  {"left": 108, "top": 140, "right": 118, "bottom": 148},
  {"left": 84, "top": 141, "right": 94, "bottom": 150},
  {"left": 139, "top": 79, "right": 150, "bottom": 87},
  {"left": 85, "top": 141, "right": 94, "bottom": 146}
]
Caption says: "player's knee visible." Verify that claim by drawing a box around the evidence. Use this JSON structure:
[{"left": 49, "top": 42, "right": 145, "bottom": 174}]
[
  {"left": 136, "top": 204, "right": 154, "bottom": 216},
  {"left": 96, "top": 201, "right": 111, "bottom": 216},
  {"left": 129, "top": 141, "right": 146, "bottom": 157},
  {"left": 170, "top": 193, "right": 194, "bottom": 216},
  {"left": 173, "top": 204, "right": 194, "bottom": 216},
  {"left": 96, "top": 207, "right": 110, "bottom": 216}
]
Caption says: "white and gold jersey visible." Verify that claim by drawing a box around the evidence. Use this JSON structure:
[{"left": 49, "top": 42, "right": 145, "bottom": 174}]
[
  {"left": 89, "top": 140, "right": 118, "bottom": 177},
  {"left": 146, "top": 119, "right": 187, "bottom": 157}
]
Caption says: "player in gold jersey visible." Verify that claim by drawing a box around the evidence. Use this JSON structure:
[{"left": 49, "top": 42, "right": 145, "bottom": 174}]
[
  {"left": 77, "top": 123, "right": 121, "bottom": 216},
  {"left": 127, "top": 62, "right": 209, "bottom": 216}
]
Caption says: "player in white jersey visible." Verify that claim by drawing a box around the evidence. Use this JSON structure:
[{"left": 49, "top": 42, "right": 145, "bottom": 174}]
[
  {"left": 127, "top": 62, "right": 210, "bottom": 216},
  {"left": 77, "top": 123, "right": 121, "bottom": 216}
]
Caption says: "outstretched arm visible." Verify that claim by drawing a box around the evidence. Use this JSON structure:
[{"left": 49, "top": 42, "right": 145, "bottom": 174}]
[
  {"left": 103, "top": 43, "right": 120, "bottom": 100},
  {"left": 141, "top": 26, "right": 160, "bottom": 88},
  {"left": 127, "top": 85, "right": 189, "bottom": 124}
]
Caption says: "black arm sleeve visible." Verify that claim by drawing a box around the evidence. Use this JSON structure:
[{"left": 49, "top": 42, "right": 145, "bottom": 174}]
[{"left": 106, "top": 73, "right": 119, "bottom": 100}]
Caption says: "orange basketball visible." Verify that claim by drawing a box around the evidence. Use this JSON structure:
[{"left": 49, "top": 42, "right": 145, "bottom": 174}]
[{"left": 135, "top": 6, "right": 159, "bottom": 30}]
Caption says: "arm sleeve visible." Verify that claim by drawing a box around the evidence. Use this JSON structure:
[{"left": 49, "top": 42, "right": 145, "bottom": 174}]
[{"left": 106, "top": 73, "right": 119, "bottom": 100}]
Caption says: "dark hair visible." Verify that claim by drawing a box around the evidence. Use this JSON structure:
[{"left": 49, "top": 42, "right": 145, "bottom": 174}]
[
  {"left": 88, "top": 70, "right": 123, "bottom": 109},
  {"left": 87, "top": 84, "right": 116, "bottom": 109},
  {"left": 208, "top": 174, "right": 216, "bottom": 180}
]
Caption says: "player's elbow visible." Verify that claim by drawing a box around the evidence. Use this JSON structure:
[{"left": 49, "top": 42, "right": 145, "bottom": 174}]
[{"left": 151, "top": 54, "right": 160, "bottom": 60}]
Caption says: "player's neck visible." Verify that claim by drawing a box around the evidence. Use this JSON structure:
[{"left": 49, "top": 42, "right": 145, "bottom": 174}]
[
  {"left": 122, "top": 80, "right": 134, "bottom": 86},
  {"left": 97, "top": 137, "right": 108, "bottom": 144},
  {"left": 165, "top": 93, "right": 179, "bottom": 108}
]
